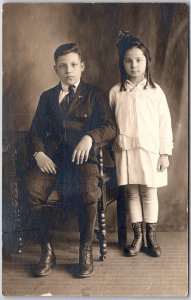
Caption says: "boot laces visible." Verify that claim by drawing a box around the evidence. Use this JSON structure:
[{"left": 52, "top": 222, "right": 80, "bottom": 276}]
[
  {"left": 80, "top": 245, "right": 92, "bottom": 264},
  {"left": 131, "top": 223, "right": 143, "bottom": 247},
  {"left": 40, "top": 244, "right": 53, "bottom": 263},
  {"left": 149, "top": 230, "right": 159, "bottom": 247},
  {"left": 132, "top": 236, "right": 142, "bottom": 247}
]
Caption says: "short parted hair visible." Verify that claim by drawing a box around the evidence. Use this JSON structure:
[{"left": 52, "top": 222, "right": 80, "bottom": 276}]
[
  {"left": 54, "top": 43, "right": 82, "bottom": 62},
  {"left": 116, "top": 31, "right": 156, "bottom": 91}
]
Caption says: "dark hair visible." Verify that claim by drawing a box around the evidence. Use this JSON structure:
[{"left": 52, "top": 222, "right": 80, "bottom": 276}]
[
  {"left": 116, "top": 31, "right": 156, "bottom": 91},
  {"left": 54, "top": 43, "right": 81, "bottom": 62}
]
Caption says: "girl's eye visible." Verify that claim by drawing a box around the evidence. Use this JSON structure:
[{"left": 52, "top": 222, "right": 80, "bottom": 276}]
[
  {"left": 125, "top": 60, "right": 131, "bottom": 64},
  {"left": 72, "top": 63, "right": 77, "bottom": 67}
]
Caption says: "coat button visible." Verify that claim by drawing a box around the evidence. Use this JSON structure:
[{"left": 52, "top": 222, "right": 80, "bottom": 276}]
[{"left": 84, "top": 114, "right": 88, "bottom": 118}]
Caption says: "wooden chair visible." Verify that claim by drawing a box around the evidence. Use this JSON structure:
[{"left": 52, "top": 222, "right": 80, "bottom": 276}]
[{"left": 3, "top": 131, "right": 127, "bottom": 260}]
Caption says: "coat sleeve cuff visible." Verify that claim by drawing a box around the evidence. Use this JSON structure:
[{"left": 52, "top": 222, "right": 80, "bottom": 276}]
[
  {"left": 33, "top": 137, "right": 46, "bottom": 154},
  {"left": 86, "top": 131, "right": 100, "bottom": 144},
  {"left": 160, "top": 143, "right": 173, "bottom": 155}
]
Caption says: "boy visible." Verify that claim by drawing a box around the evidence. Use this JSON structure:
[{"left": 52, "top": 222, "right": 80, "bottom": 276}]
[{"left": 25, "top": 43, "right": 116, "bottom": 278}]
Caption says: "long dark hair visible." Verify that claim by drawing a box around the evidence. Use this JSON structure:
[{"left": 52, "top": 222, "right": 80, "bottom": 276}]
[{"left": 116, "top": 31, "right": 156, "bottom": 91}]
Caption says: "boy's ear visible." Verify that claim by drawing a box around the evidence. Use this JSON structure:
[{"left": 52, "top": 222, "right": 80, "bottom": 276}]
[
  {"left": 54, "top": 65, "right": 58, "bottom": 74},
  {"left": 81, "top": 61, "right": 85, "bottom": 72}
]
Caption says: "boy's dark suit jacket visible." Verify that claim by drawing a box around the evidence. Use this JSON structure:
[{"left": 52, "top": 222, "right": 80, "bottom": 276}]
[{"left": 28, "top": 80, "right": 117, "bottom": 164}]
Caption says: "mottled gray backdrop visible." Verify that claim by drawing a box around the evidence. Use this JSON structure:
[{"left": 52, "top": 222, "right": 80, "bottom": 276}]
[{"left": 3, "top": 3, "right": 188, "bottom": 232}]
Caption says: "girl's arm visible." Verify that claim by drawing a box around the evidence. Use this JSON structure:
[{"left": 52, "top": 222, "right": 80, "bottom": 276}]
[
  {"left": 158, "top": 89, "right": 173, "bottom": 156},
  {"left": 157, "top": 88, "right": 173, "bottom": 172}
]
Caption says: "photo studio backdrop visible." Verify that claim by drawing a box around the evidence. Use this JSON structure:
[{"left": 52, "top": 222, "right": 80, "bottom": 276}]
[{"left": 3, "top": 3, "right": 188, "bottom": 237}]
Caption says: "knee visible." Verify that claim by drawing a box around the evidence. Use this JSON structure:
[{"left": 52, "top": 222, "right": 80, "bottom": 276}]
[
  {"left": 140, "top": 186, "right": 158, "bottom": 202},
  {"left": 78, "top": 163, "right": 101, "bottom": 204},
  {"left": 81, "top": 189, "right": 101, "bottom": 204},
  {"left": 126, "top": 185, "right": 139, "bottom": 200},
  {"left": 25, "top": 166, "right": 55, "bottom": 202},
  {"left": 27, "top": 196, "right": 44, "bottom": 212},
  {"left": 81, "top": 182, "right": 101, "bottom": 204}
]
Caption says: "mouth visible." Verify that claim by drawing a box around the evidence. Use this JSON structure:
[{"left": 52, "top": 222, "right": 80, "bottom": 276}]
[{"left": 131, "top": 71, "right": 139, "bottom": 75}]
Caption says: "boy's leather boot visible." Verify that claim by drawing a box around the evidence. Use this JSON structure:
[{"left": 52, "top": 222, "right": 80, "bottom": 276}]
[
  {"left": 124, "top": 222, "right": 144, "bottom": 256},
  {"left": 78, "top": 203, "right": 97, "bottom": 277},
  {"left": 146, "top": 223, "right": 161, "bottom": 257},
  {"left": 33, "top": 242, "right": 56, "bottom": 276},
  {"left": 30, "top": 205, "right": 56, "bottom": 276},
  {"left": 79, "top": 243, "right": 94, "bottom": 278}
]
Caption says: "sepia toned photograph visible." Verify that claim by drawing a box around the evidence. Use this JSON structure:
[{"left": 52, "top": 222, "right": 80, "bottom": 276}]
[{"left": 2, "top": 2, "right": 189, "bottom": 297}]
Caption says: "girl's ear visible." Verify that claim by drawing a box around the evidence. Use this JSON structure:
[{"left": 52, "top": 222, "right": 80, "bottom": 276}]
[{"left": 81, "top": 61, "right": 85, "bottom": 72}]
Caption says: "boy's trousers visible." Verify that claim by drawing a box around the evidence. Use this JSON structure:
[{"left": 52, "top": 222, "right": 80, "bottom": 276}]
[{"left": 25, "top": 152, "right": 101, "bottom": 245}]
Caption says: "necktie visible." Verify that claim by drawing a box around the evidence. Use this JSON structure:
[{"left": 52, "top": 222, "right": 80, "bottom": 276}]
[
  {"left": 67, "top": 85, "right": 75, "bottom": 104},
  {"left": 60, "top": 85, "right": 75, "bottom": 112}
]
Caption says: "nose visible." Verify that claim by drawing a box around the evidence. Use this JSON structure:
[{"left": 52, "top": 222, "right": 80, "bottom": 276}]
[
  {"left": 66, "top": 65, "right": 72, "bottom": 73},
  {"left": 131, "top": 60, "right": 138, "bottom": 68}
]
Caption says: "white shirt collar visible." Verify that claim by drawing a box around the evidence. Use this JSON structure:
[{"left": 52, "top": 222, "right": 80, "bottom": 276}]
[
  {"left": 126, "top": 78, "right": 147, "bottom": 90},
  {"left": 61, "top": 79, "right": 80, "bottom": 92}
]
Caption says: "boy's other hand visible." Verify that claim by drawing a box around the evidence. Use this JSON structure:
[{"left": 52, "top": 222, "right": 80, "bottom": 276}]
[
  {"left": 35, "top": 151, "right": 57, "bottom": 174},
  {"left": 72, "top": 135, "right": 93, "bottom": 164},
  {"left": 157, "top": 154, "right": 169, "bottom": 172}
]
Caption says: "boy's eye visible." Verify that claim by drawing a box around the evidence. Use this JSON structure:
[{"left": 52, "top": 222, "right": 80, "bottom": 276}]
[{"left": 71, "top": 63, "right": 78, "bottom": 67}]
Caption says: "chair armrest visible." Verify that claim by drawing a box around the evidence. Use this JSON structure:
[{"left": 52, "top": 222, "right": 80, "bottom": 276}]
[{"left": 94, "top": 141, "right": 109, "bottom": 151}]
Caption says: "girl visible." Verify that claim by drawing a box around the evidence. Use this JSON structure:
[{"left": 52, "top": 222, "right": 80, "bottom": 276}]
[{"left": 109, "top": 31, "right": 173, "bottom": 257}]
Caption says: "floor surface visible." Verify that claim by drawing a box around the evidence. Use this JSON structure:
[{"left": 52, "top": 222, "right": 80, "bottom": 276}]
[{"left": 2, "top": 231, "right": 188, "bottom": 297}]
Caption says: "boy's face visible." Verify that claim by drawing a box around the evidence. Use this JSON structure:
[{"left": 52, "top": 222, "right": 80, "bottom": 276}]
[{"left": 54, "top": 52, "right": 84, "bottom": 86}]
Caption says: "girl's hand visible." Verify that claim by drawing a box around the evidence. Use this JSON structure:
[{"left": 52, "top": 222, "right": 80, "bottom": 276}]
[
  {"left": 35, "top": 151, "right": 57, "bottom": 174},
  {"left": 72, "top": 135, "right": 93, "bottom": 164},
  {"left": 157, "top": 154, "right": 169, "bottom": 172}
]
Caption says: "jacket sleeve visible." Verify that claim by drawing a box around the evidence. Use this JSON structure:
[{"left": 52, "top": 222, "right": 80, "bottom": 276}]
[
  {"left": 86, "top": 88, "right": 117, "bottom": 144},
  {"left": 28, "top": 92, "right": 46, "bottom": 155},
  {"left": 158, "top": 89, "right": 174, "bottom": 155}
]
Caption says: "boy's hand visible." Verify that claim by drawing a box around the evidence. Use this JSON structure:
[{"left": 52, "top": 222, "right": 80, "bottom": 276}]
[
  {"left": 72, "top": 135, "right": 93, "bottom": 164},
  {"left": 35, "top": 151, "right": 57, "bottom": 174},
  {"left": 157, "top": 154, "right": 169, "bottom": 172}
]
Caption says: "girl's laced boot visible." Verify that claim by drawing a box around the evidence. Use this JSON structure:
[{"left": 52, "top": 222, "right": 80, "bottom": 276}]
[
  {"left": 146, "top": 223, "right": 161, "bottom": 257},
  {"left": 124, "top": 222, "right": 145, "bottom": 256}
]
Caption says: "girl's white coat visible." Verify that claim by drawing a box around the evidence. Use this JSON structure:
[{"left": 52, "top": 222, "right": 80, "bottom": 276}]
[{"left": 109, "top": 79, "right": 173, "bottom": 188}]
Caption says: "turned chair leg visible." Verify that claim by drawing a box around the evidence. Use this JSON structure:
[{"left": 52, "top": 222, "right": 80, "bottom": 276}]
[{"left": 97, "top": 201, "right": 107, "bottom": 261}]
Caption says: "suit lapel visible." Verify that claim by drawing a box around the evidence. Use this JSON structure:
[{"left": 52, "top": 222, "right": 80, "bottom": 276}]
[
  {"left": 48, "top": 81, "right": 88, "bottom": 135},
  {"left": 49, "top": 82, "right": 64, "bottom": 133},
  {"left": 66, "top": 80, "right": 88, "bottom": 114}
]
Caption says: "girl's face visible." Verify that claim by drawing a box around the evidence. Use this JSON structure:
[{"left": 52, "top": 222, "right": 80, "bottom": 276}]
[{"left": 123, "top": 47, "right": 147, "bottom": 84}]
